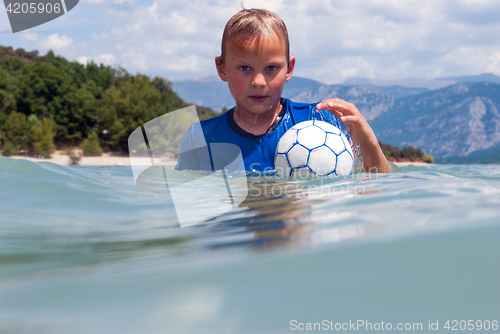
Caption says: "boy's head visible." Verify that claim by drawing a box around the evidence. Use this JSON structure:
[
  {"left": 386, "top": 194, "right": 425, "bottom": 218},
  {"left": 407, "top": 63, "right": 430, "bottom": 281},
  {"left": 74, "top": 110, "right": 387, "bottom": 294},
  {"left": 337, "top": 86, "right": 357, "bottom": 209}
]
[
  {"left": 216, "top": 8, "right": 295, "bottom": 118},
  {"left": 217, "top": 8, "right": 290, "bottom": 66}
]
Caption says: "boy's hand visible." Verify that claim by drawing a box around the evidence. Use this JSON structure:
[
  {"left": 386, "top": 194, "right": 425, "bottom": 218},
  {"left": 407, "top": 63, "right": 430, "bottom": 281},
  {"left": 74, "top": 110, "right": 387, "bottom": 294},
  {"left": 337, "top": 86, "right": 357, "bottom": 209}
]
[{"left": 316, "top": 98, "right": 391, "bottom": 173}]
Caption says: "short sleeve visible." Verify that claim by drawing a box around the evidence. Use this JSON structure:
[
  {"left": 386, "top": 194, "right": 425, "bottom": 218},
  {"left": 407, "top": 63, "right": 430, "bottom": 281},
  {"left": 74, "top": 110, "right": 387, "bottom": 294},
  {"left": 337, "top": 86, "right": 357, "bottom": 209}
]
[{"left": 175, "top": 124, "right": 213, "bottom": 170}]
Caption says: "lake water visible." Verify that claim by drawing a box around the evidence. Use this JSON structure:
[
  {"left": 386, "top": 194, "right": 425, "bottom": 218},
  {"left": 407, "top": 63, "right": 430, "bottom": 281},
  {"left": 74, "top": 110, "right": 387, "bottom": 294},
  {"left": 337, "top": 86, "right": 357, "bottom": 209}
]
[{"left": 1, "top": 156, "right": 500, "bottom": 333}]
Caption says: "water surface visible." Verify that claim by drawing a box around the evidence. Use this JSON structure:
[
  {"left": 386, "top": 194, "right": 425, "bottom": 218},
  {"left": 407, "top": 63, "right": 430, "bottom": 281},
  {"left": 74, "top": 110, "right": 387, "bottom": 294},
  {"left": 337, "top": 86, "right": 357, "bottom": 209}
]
[{"left": 1, "top": 157, "right": 499, "bottom": 333}]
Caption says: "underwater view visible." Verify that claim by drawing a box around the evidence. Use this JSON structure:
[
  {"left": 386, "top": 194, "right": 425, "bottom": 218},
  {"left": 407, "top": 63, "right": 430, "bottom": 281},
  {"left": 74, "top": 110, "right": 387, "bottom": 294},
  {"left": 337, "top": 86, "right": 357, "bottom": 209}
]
[{"left": 1, "top": 157, "right": 500, "bottom": 333}]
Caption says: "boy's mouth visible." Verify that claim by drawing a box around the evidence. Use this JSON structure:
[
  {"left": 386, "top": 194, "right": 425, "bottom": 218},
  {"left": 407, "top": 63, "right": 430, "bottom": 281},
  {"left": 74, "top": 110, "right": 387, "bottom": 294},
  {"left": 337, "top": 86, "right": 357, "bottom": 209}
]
[{"left": 249, "top": 95, "right": 267, "bottom": 103}]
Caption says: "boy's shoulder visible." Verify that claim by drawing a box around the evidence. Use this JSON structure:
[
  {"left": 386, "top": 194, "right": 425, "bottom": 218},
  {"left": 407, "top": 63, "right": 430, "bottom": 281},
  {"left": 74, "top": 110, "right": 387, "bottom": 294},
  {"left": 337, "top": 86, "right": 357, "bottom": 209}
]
[
  {"left": 197, "top": 109, "right": 230, "bottom": 134},
  {"left": 196, "top": 108, "right": 235, "bottom": 143},
  {"left": 286, "top": 99, "right": 315, "bottom": 109},
  {"left": 283, "top": 98, "right": 315, "bottom": 124}
]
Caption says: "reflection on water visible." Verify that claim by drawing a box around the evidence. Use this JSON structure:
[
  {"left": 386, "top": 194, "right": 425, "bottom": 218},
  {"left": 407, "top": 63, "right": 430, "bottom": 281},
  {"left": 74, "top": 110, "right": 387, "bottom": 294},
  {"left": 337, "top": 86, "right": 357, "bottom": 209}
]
[
  {"left": 1, "top": 157, "right": 500, "bottom": 333},
  {"left": 2, "top": 157, "right": 500, "bottom": 275}
]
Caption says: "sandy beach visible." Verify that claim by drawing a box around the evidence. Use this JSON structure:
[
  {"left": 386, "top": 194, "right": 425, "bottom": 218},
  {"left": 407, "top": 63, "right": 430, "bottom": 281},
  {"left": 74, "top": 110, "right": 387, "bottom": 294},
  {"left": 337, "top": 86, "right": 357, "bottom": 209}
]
[
  {"left": 8, "top": 150, "right": 177, "bottom": 167},
  {"left": 7, "top": 150, "right": 432, "bottom": 168}
]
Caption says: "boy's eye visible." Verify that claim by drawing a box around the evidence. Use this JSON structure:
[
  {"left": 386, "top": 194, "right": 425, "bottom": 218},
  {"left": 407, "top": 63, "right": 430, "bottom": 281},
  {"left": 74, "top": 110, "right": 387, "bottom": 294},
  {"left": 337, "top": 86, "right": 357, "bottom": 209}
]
[
  {"left": 240, "top": 66, "right": 250, "bottom": 71},
  {"left": 267, "top": 66, "right": 278, "bottom": 71}
]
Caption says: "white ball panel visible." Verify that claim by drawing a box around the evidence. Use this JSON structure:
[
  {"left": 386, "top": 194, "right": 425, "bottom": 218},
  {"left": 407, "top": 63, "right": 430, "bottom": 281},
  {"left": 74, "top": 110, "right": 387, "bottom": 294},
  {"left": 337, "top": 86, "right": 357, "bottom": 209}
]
[
  {"left": 308, "top": 146, "right": 337, "bottom": 175},
  {"left": 276, "top": 129, "right": 296, "bottom": 154},
  {"left": 315, "top": 120, "right": 341, "bottom": 135},
  {"left": 297, "top": 126, "right": 326, "bottom": 149},
  {"left": 336, "top": 150, "right": 354, "bottom": 176},
  {"left": 287, "top": 144, "right": 309, "bottom": 168},
  {"left": 292, "top": 120, "right": 314, "bottom": 130},
  {"left": 326, "top": 133, "right": 346, "bottom": 155}
]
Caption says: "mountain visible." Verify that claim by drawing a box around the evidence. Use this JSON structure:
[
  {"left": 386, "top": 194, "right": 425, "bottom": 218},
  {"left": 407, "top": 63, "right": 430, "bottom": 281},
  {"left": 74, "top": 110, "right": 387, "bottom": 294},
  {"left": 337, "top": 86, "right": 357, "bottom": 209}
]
[
  {"left": 443, "top": 73, "right": 500, "bottom": 85},
  {"left": 437, "top": 146, "right": 500, "bottom": 164},
  {"left": 171, "top": 74, "right": 233, "bottom": 112},
  {"left": 344, "top": 73, "right": 500, "bottom": 90},
  {"left": 281, "top": 76, "right": 324, "bottom": 98},
  {"left": 344, "top": 77, "right": 455, "bottom": 90},
  {"left": 172, "top": 73, "right": 500, "bottom": 112},
  {"left": 287, "top": 84, "right": 396, "bottom": 121},
  {"left": 370, "top": 82, "right": 500, "bottom": 158},
  {"left": 172, "top": 75, "right": 325, "bottom": 112},
  {"left": 171, "top": 73, "right": 500, "bottom": 161}
]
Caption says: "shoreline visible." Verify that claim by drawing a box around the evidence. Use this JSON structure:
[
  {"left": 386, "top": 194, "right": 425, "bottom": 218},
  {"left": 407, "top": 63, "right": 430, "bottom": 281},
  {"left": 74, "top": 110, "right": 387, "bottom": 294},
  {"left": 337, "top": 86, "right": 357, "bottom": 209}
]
[
  {"left": 392, "top": 161, "right": 434, "bottom": 167},
  {"left": 6, "top": 151, "right": 433, "bottom": 168},
  {"left": 7, "top": 150, "right": 177, "bottom": 166}
]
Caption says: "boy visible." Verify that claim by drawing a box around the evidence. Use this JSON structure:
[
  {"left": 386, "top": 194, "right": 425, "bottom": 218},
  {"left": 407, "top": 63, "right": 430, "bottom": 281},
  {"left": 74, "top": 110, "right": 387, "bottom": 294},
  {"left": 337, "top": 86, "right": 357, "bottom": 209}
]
[{"left": 177, "top": 8, "right": 390, "bottom": 173}]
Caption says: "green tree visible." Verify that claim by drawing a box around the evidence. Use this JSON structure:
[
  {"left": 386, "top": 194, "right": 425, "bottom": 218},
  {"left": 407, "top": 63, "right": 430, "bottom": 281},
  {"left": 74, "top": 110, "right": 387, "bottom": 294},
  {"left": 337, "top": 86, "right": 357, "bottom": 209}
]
[
  {"left": 27, "top": 113, "right": 41, "bottom": 129},
  {"left": 0, "top": 67, "right": 18, "bottom": 114},
  {"left": 2, "top": 111, "right": 28, "bottom": 152},
  {"left": 422, "top": 154, "right": 434, "bottom": 163},
  {"left": 80, "top": 132, "right": 103, "bottom": 156},
  {"left": 31, "top": 117, "right": 56, "bottom": 157},
  {"left": 27, "top": 114, "right": 41, "bottom": 149},
  {"left": 1, "top": 46, "right": 204, "bottom": 155},
  {"left": 151, "top": 77, "right": 185, "bottom": 112},
  {"left": 1, "top": 141, "right": 14, "bottom": 156},
  {"left": 197, "top": 105, "right": 219, "bottom": 121},
  {"left": 99, "top": 75, "right": 165, "bottom": 150},
  {"left": 15, "top": 55, "right": 100, "bottom": 143}
]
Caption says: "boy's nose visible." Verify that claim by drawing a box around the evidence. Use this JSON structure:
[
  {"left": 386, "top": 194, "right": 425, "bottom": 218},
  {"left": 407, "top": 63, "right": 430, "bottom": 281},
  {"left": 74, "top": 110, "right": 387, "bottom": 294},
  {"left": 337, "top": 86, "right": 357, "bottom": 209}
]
[{"left": 252, "top": 73, "right": 266, "bottom": 87}]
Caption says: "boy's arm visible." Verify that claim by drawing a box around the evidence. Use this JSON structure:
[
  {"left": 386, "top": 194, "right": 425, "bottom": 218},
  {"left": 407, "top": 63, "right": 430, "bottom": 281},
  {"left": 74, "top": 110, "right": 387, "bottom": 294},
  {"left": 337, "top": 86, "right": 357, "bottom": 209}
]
[{"left": 316, "top": 98, "right": 391, "bottom": 173}]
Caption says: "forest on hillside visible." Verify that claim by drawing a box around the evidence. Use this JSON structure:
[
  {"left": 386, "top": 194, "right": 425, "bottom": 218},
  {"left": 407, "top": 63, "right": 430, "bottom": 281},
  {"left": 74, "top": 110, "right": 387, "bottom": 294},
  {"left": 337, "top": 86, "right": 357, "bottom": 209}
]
[{"left": 0, "top": 46, "right": 218, "bottom": 157}]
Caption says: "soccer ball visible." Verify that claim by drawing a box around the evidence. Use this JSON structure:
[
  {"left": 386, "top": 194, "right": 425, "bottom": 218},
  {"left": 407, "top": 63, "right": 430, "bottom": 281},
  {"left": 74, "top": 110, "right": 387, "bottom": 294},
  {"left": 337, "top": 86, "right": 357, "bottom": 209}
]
[{"left": 275, "top": 120, "right": 354, "bottom": 177}]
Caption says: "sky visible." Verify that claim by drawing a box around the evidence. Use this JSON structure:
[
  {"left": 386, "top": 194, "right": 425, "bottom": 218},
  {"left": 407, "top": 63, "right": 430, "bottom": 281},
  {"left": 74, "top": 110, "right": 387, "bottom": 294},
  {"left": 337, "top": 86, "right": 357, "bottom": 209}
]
[{"left": 2, "top": 0, "right": 500, "bottom": 84}]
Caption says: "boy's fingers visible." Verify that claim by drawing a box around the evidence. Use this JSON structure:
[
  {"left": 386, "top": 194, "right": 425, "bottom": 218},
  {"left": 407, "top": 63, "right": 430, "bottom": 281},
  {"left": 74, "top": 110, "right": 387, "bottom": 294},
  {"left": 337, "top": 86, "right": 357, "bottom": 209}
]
[
  {"left": 317, "top": 99, "right": 358, "bottom": 115},
  {"left": 317, "top": 99, "right": 336, "bottom": 107},
  {"left": 316, "top": 98, "right": 344, "bottom": 109},
  {"left": 328, "top": 108, "right": 343, "bottom": 117},
  {"left": 339, "top": 115, "right": 358, "bottom": 123}
]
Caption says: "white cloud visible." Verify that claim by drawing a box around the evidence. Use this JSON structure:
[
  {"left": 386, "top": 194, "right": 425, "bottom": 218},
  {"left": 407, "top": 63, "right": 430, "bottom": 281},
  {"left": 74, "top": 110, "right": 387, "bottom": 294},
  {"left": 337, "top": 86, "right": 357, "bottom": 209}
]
[
  {"left": 244, "top": 0, "right": 285, "bottom": 12},
  {"left": 6, "top": 0, "right": 500, "bottom": 82},
  {"left": 19, "top": 32, "right": 39, "bottom": 43},
  {"left": 34, "top": 33, "right": 88, "bottom": 62},
  {"left": 91, "top": 32, "right": 110, "bottom": 40},
  {"left": 97, "top": 54, "right": 117, "bottom": 65},
  {"left": 273, "top": 0, "right": 500, "bottom": 82},
  {"left": 76, "top": 55, "right": 89, "bottom": 65},
  {"left": 102, "top": 0, "right": 239, "bottom": 77},
  {"left": 77, "top": 54, "right": 117, "bottom": 66},
  {"left": 40, "top": 34, "right": 73, "bottom": 50},
  {"left": 84, "top": 0, "right": 106, "bottom": 4}
]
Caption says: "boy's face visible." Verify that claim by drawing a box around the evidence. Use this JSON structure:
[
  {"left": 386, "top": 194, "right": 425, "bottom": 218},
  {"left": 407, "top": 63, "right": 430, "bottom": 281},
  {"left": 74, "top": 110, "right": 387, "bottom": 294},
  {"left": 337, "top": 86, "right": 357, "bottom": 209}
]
[{"left": 216, "top": 34, "right": 295, "bottom": 117}]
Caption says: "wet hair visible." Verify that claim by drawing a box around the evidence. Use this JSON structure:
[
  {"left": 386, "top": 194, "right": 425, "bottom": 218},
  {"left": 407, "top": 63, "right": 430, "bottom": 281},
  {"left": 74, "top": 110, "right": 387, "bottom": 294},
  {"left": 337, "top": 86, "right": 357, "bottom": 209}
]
[{"left": 218, "top": 8, "right": 290, "bottom": 65}]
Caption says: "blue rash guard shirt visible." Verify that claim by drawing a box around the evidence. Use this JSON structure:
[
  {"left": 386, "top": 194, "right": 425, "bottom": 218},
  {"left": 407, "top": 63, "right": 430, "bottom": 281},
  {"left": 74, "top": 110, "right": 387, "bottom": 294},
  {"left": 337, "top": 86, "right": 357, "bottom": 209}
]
[{"left": 176, "top": 98, "right": 351, "bottom": 172}]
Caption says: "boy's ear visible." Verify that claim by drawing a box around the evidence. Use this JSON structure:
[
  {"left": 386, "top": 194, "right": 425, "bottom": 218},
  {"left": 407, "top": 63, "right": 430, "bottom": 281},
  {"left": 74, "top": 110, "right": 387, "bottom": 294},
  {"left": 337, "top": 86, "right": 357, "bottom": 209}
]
[
  {"left": 285, "top": 56, "right": 295, "bottom": 82},
  {"left": 215, "top": 56, "right": 227, "bottom": 82}
]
